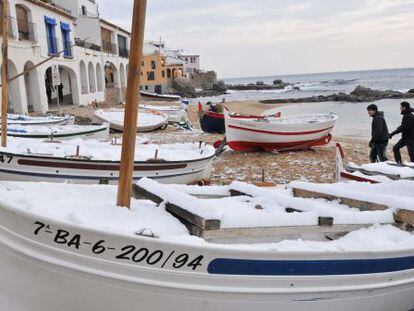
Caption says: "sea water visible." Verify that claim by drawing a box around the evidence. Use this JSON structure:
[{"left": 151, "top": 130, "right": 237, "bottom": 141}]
[{"left": 194, "top": 67, "right": 414, "bottom": 139}]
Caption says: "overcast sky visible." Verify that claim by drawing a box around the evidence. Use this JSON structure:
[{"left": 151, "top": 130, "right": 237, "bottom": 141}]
[{"left": 98, "top": 0, "right": 414, "bottom": 78}]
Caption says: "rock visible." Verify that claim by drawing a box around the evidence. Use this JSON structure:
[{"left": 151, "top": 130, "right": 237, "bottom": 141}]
[
  {"left": 256, "top": 81, "right": 265, "bottom": 86},
  {"left": 273, "top": 79, "right": 283, "bottom": 85},
  {"left": 408, "top": 89, "right": 414, "bottom": 94},
  {"left": 172, "top": 78, "right": 197, "bottom": 98},
  {"left": 212, "top": 80, "right": 228, "bottom": 93}
]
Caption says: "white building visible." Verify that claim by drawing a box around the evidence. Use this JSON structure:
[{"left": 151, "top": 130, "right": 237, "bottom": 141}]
[{"left": 0, "top": 0, "right": 130, "bottom": 114}]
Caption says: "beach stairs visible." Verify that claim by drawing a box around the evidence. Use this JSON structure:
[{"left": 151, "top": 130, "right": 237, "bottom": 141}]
[{"left": 131, "top": 180, "right": 408, "bottom": 243}]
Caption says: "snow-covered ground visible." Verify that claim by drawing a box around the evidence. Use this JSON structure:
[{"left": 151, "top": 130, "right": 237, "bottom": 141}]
[{"left": 348, "top": 162, "right": 414, "bottom": 179}]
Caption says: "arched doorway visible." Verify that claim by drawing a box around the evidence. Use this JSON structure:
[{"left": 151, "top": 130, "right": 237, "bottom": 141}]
[
  {"left": 104, "top": 61, "right": 118, "bottom": 88},
  {"left": 44, "top": 65, "right": 79, "bottom": 109},
  {"left": 2, "top": 60, "right": 22, "bottom": 113},
  {"left": 96, "top": 63, "right": 103, "bottom": 92},
  {"left": 24, "top": 61, "right": 41, "bottom": 113},
  {"left": 79, "top": 61, "right": 88, "bottom": 94},
  {"left": 88, "top": 62, "right": 96, "bottom": 93}
]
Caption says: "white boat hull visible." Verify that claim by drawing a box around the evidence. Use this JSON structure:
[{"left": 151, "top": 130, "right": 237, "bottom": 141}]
[
  {"left": 0, "top": 152, "right": 213, "bottom": 185},
  {"left": 141, "top": 105, "right": 188, "bottom": 124},
  {"left": 0, "top": 205, "right": 414, "bottom": 311},
  {"left": 225, "top": 111, "right": 338, "bottom": 152}
]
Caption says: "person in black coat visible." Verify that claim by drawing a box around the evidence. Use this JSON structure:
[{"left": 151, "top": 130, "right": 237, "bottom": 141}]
[
  {"left": 367, "top": 104, "right": 389, "bottom": 162},
  {"left": 389, "top": 102, "right": 414, "bottom": 164}
]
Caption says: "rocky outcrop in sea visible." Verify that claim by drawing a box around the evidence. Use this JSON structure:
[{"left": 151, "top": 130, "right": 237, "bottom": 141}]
[
  {"left": 260, "top": 86, "right": 414, "bottom": 104},
  {"left": 172, "top": 78, "right": 228, "bottom": 98},
  {"left": 227, "top": 79, "right": 291, "bottom": 91}
]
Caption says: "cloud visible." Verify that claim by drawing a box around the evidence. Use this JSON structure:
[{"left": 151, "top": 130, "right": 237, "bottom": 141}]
[{"left": 98, "top": 0, "right": 414, "bottom": 78}]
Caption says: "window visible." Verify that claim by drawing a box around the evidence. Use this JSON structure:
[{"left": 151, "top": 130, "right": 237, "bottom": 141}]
[
  {"left": 101, "top": 28, "right": 115, "bottom": 54},
  {"left": 60, "top": 22, "right": 72, "bottom": 58},
  {"left": 147, "top": 71, "right": 155, "bottom": 81},
  {"left": 16, "top": 5, "right": 32, "bottom": 41},
  {"left": 81, "top": 5, "right": 87, "bottom": 16},
  {"left": 45, "top": 16, "right": 58, "bottom": 55},
  {"left": 162, "top": 70, "right": 165, "bottom": 78},
  {"left": 118, "top": 35, "right": 128, "bottom": 58},
  {"left": 151, "top": 60, "right": 156, "bottom": 70},
  {"left": 145, "top": 85, "right": 149, "bottom": 90},
  {"left": 142, "top": 61, "right": 144, "bottom": 66}
]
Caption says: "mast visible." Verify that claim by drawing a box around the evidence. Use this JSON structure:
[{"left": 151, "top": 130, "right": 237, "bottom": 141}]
[
  {"left": 117, "top": 0, "right": 147, "bottom": 208},
  {"left": 1, "top": 0, "right": 9, "bottom": 147}
]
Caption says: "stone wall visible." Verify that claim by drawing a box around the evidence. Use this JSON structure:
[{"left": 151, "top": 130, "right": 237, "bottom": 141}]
[{"left": 189, "top": 71, "right": 217, "bottom": 90}]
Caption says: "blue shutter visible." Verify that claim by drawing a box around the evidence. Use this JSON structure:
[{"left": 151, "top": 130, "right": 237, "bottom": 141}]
[{"left": 45, "top": 16, "right": 57, "bottom": 54}]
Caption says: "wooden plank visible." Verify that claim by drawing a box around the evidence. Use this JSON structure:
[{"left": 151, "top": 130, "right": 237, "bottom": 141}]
[
  {"left": 200, "top": 224, "right": 371, "bottom": 241},
  {"left": 292, "top": 188, "right": 388, "bottom": 211},
  {"left": 394, "top": 209, "right": 414, "bottom": 225},
  {"left": 132, "top": 184, "right": 221, "bottom": 230},
  {"left": 345, "top": 166, "right": 401, "bottom": 180}
]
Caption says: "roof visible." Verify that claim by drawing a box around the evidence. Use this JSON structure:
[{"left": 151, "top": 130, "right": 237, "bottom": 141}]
[
  {"left": 25, "top": 0, "right": 76, "bottom": 20},
  {"left": 99, "top": 18, "right": 131, "bottom": 36},
  {"left": 165, "top": 56, "right": 185, "bottom": 66}
]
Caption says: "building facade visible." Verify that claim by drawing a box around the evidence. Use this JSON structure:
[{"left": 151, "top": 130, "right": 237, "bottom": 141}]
[{"left": 0, "top": 0, "right": 130, "bottom": 114}]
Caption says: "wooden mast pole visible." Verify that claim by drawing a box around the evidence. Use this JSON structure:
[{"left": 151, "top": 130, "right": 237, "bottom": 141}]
[
  {"left": 1, "top": 0, "right": 9, "bottom": 147},
  {"left": 117, "top": 0, "right": 147, "bottom": 208}
]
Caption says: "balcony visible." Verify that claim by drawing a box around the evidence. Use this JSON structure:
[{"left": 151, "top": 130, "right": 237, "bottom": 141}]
[
  {"left": 118, "top": 47, "right": 129, "bottom": 58},
  {"left": 14, "top": 18, "right": 36, "bottom": 42},
  {"left": 101, "top": 40, "right": 117, "bottom": 55},
  {"left": 75, "top": 38, "right": 101, "bottom": 52}
]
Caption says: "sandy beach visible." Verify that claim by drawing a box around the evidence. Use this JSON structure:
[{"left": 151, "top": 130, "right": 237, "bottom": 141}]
[{"left": 58, "top": 99, "right": 411, "bottom": 185}]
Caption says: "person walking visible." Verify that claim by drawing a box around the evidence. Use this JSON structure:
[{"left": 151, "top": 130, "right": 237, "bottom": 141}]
[
  {"left": 367, "top": 104, "right": 389, "bottom": 162},
  {"left": 389, "top": 102, "right": 414, "bottom": 164}
]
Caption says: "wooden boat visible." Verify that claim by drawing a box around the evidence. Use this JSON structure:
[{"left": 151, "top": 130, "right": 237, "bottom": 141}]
[
  {"left": 0, "top": 138, "right": 214, "bottom": 185},
  {"left": 4, "top": 114, "right": 74, "bottom": 125},
  {"left": 5, "top": 123, "right": 109, "bottom": 140},
  {"left": 140, "top": 91, "right": 181, "bottom": 102},
  {"left": 140, "top": 104, "right": 188, "bottom": 124},
  {"left": 1, "top": 178, "right": 414, "bottom": 310},
  {"left": 199, "top": 103, "right": 281, "bottom": 134},
  {"left": 225, "top": 109, "right": 338, "bottom": 151},
  {"left": 94, "top": 108, "right": 169, "bottom": 132},
  {"left": 335, "top": 143, "right": 414, "bottom": 183}
]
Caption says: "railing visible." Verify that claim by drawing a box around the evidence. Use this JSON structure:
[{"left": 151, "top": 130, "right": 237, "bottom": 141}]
[
  {"left": 46, "top": 36, "right": 60, "bottom": 56},
  {"left": 101, "top": 40, "right": 117, "bottom": 54},
  {"left": 13, "top": 17, "right": 37, "bottom": 42},
  {"left": 0, "top": 17, "right": 17, "bottom": 38},
  {"left": 118, "top": 47, "right": 129, "bottom": 58},
  {"left": 75, "top": 38, "right": 101, "bottom": 52},
  {"left": 41, "top": 0, "right": 72, "bottom": 15}
]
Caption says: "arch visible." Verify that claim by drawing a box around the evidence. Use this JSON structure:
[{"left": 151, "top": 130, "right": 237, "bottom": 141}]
[
  {"left": 79, "top": 61, "right": 88, "bottom": 94},
  {"left": 119, "top": 63, "right": 126, "bottom": 89},
  {"left": 96, "top": 63, "right": 103, "bottom": 92},
  {"left": 15, "top": 3, "right": 33, "bottom": 41},
  {"left": 167, "top": 68, "right": 171, "bottom": 78},
  {"left": 88, "top": 62, "right": 96, "bottom": 93},
  {"left": 23, "top": 61, "right": 41, "bottom": 112},
  {"left": 104, "top": 61, "right": 119, "bottom": 88},
  {"left": 2, "top": 60, "right": 22, "bottom": 113},
  {"left": 44, "top": 65, "right": 79, "bottom": 109}
]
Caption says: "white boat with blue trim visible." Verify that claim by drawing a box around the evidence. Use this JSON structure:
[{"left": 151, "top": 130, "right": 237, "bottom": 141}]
[
  {"left": 4, "top": 113, "right": 74, "bottom": 125},
  {"left": 0, "top": 178, "right": 414, "bottom": 311}
]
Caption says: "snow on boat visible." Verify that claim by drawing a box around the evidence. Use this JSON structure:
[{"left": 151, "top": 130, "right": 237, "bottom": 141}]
[
  {"left": 225, "top": 109, "right": 338, "bottom": 151},
  {"left": 140, "top": 90, "right": 181, "bottom": 102},
  {"left": 140, "top": 104, "right": 188, "bottom": 124},
  {"left": 4, "top": 113, "right": 74, "bottom": 125},
  {"left": 0, "top": 137, "right": 214, "bottom": 185},
  {"left": 1, "top": 179, "right": 414, "bottom": 310},
  {"left": 335, "top": 143, "right": 414, "bottom": 183},
  {"left": 94, "top": 108, "right": 169, "bottom": 132},
  {"left": 5, "top": 123, "right": 110, "bottom": 140}
]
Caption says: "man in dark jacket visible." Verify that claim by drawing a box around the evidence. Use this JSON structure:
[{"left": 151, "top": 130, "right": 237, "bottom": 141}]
[
  {"left": 390, "top": 102, "right": 414, "bottom": 164},
  {"left": 367, "top": 104, "right": 389, "bottom": 162}
]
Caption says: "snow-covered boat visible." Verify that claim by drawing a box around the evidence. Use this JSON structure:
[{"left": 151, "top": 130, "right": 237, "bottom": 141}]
[
  {"left": 1, "top": 178, "right": 414, "bottom": 311},
  {"left": 0, "top": 137, "right": 214, "bottom": 185},
  {"left": 225, "top": 109, "right": 338, "bottom": 151},
  {"left": 140, "top": 91, "right": 181, "bottom": 102},
  {"left": 140, "top": 104, "right": 188, "bottom": 124},
  {"left": 335, "top": 143, "right": 414, "bottom": 183},
  {"left": 5, "top": 123, "right": 110, "bottom": 140},
  {"left": 94, "top": 108, "right": 169, "bottom": 132},
  {"left": 4, "top": 113, "right": 74, "bottom": 125}
]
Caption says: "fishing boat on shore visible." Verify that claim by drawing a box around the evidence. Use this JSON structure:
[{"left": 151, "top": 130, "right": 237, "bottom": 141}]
[
  {"left": 1, "top": 178, "right": 414, "bottom": 311},
  {"left": 225, "top": 109, "right": 338, "bottom": 151},
  {"left": 4, "top": 114, "right": 74, "bottom": 125},
  {"left": 335, "top": 143, "right": 414, "bottom": 183},
  {"left": 0, "top": 138, "right": 214, "bottom": 185},
  {"left": 140, "top": 90, "right": 181, "bottom": 102},
  {"left": 94, "top": 108, "right": 169, "bottom": 132},
  {"left": 5, "top": 123, "right": 109, "bottom": 140},
  {"left": 140, "top": 104, "right": 188, "bottom": 124}
]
